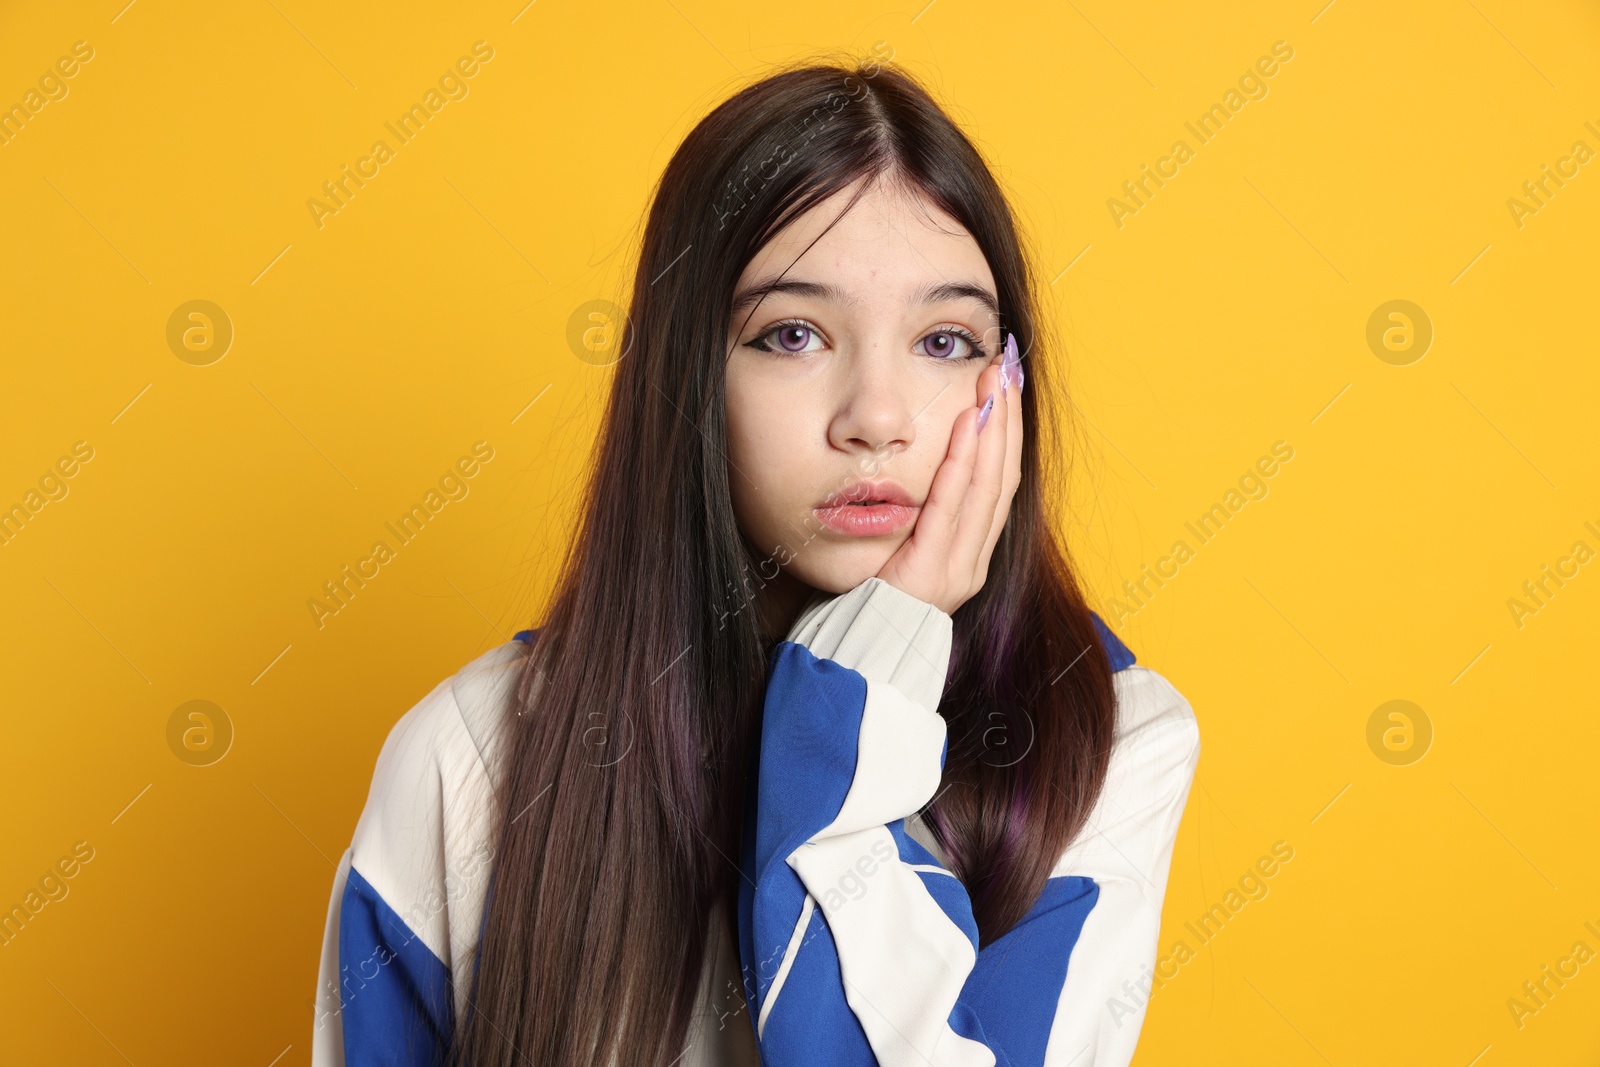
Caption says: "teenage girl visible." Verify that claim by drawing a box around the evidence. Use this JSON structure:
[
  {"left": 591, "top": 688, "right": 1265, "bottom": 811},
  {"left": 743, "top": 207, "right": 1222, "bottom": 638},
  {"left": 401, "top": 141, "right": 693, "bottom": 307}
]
[{"left": 312, "top": 58, "right": 1199, "bottom": 1067}]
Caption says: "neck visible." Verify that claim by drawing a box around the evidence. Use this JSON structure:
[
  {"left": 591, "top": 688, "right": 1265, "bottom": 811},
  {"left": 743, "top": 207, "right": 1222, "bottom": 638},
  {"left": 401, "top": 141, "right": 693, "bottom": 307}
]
[{"left": 756, "top": 569, "right": 815, "bottom": 642}]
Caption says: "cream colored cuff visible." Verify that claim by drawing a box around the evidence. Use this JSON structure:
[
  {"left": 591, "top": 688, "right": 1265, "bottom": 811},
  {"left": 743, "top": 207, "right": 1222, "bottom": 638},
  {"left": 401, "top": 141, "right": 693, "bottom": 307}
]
[{"left": 784, "top": 577, "right": 953, "bottom": 713}]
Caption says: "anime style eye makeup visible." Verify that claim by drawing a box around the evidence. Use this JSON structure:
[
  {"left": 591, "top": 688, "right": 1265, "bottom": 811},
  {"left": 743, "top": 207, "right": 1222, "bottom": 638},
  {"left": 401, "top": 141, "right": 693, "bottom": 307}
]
[
  {"left": 746, "top": 319, "right": 827, "bottom": 354},
  {"left": 915, "top": 326, "right": 987, "bottom": 360},
  {"left": 744, "top": 319, "right": 991, "bottom": 361}
]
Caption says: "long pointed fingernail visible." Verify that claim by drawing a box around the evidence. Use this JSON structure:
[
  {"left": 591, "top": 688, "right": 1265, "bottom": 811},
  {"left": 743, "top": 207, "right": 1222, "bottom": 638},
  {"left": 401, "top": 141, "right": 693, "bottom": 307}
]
[
  {"left": 976, "top": 392, "right": 995, "bottom": 433},
  {"left": 1001, "top": 332, "right": 1024, "bottom": 395}
]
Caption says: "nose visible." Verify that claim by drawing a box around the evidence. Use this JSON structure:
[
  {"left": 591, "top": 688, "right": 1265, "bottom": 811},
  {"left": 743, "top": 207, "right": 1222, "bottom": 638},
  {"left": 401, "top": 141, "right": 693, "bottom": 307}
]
[{"left": 826, "top": 337, "right": 918, "bottom": 469}]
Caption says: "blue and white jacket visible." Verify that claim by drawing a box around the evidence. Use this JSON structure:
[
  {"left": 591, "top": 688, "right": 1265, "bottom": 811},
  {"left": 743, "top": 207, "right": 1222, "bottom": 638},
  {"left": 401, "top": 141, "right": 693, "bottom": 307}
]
[{"left": 313, "top": 577, "right": 1199, "bottom": 1066}]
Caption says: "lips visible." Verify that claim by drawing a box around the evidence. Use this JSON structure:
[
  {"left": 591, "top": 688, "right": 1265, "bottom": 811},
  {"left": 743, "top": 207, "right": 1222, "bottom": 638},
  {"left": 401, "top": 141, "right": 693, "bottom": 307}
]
[{"left": 813, "top": 479, "right": 920, "bottom": 536}]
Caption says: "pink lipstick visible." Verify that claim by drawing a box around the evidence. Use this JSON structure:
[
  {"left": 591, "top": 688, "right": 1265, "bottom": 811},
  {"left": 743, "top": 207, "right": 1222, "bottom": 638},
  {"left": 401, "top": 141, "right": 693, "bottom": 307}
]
[{"left": 813, "top": 479, "right": 920, "bottom": 537}]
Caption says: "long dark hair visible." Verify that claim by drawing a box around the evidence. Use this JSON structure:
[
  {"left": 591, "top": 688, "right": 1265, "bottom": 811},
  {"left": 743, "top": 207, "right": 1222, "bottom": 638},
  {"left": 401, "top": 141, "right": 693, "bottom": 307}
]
[{"left": 450, "top": 54, "right": 1118, "bottom": 1067}]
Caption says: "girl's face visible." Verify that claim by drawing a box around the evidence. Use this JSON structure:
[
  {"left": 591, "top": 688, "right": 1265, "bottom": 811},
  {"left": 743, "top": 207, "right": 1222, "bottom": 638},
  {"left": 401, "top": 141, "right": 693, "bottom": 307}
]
[{"left": 725, "top": 176, "right": 1004, "bottom": 605}]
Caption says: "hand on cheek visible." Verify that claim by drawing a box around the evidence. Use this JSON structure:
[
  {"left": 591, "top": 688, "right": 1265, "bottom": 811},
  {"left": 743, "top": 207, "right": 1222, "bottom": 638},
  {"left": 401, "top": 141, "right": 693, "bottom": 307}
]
[{"left": 876, "top": 334, "right": 1025, "bottom": 614}]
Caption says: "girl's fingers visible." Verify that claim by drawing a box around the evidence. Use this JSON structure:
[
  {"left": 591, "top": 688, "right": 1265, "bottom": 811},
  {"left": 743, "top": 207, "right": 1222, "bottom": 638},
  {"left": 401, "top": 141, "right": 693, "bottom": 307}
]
[
  {"left": 912, "top": 398, "right": 982, "bottom": 558},
  {"left": 952, "top": 362, "right": 1007, "bottom": 564},
  {"left": 880, "top": 351, "right": 1020, "bottom": 613},
  {"left": 976, "top": 352, "right": 1025, "bottom": 570}
]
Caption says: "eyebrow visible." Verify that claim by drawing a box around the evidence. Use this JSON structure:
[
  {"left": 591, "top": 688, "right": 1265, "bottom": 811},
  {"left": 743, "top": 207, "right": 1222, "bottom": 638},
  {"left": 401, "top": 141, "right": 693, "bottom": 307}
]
[{"left": 730, "top": 277, "right": 1000, "bottom": 324}]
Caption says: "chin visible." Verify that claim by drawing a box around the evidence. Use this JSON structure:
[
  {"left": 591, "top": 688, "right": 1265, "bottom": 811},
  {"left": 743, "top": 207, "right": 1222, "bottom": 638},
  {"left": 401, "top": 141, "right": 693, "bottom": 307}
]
[{"left": 786, "top": 540, "right": 902, "bottom": 596}]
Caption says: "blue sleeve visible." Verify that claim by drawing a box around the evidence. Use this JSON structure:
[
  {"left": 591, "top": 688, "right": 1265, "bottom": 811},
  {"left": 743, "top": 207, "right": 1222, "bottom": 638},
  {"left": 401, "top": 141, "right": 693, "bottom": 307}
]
[
  {"left": 735, "top": 579, "right": 1138, "bottom": 1067},
  {"left": 737, "top": 641, "right": 920, "bottom": 1063},
  {"left": 336, "top": 864, "right": 454, "bottom": 1066}
]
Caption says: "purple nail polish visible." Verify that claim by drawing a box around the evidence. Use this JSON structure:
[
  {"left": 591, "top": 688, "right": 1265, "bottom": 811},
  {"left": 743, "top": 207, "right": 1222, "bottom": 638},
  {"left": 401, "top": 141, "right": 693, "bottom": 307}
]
[
  {"left": 1002, "top": 332, "right": 1024, "bottom": 395},
  {"left": 977, "top": 392, "right": 995, "bottom": 433}
]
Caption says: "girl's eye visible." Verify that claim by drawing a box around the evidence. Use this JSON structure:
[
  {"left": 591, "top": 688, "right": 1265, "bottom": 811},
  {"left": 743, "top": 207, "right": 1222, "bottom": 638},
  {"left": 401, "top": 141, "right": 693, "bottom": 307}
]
[
  {"left": 917, "top": 329, "right": 984, "bottom": 361},
  {"left": 749, "top": 321, "right": 825, "bottom": 354},
  {"left": 746, "top": 322, "right": 986, "bottom": 360}
]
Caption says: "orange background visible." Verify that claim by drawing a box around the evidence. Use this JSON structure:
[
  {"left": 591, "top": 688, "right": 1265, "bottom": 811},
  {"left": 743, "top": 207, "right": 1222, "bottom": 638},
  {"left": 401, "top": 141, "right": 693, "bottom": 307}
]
[{"left": 2, "top": 0, "right": 1597, "bottom": 1063}]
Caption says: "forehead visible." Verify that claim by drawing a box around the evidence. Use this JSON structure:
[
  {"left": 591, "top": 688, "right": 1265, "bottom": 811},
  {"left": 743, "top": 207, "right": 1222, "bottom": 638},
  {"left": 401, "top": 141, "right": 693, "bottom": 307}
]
[{"left": 734, "top": 177, "right": 995, "bottom": 306}]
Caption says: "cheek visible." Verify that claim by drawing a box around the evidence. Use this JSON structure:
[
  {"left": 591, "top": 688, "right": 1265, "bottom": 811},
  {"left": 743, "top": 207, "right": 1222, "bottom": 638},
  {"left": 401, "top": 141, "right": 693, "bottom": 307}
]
[
  {"left": 723, "top": 376, "right": 762, "bottom": 473},
  {"left": 724, "top": 370, "right": 810, "bottom": 543},
  {"left": 914, "top": 393, "right": 968, "bottom": 474}
]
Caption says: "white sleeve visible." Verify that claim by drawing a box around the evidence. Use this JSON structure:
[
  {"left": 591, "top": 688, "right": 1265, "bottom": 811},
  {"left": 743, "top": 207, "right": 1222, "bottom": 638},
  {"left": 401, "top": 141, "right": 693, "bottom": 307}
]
[
  {"left": 309, "top": 643, "right": 518, "bottom": 1066},
  {"left": 1043, "top": 665, "right": 1200, "bottom": 1067}
]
